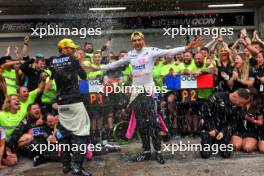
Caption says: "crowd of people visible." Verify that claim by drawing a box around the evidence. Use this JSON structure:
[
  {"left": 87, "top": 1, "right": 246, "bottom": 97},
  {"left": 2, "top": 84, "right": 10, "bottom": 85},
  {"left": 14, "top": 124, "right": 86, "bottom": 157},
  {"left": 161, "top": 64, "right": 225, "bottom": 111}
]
[{"left": 0, "top": 28, "right": 264, "bottom": 175}]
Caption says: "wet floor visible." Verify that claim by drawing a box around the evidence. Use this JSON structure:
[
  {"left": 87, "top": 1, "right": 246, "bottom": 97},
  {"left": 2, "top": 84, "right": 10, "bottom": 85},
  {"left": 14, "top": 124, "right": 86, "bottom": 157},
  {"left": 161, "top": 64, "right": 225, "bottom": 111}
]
[{"left": 1, "top": 138, "right": 264, "bottom": 176}]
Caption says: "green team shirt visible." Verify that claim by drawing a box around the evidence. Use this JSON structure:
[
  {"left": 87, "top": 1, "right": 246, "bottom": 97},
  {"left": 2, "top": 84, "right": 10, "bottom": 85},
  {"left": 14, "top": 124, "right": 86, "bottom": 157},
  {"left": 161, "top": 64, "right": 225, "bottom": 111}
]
[
  {"left": 177, "top": 59, "right": 197, "bottom": 73},
  {"left": 19, "top": 89, "right": 38, "bottom": 118},
  {"left": 153, "top": 62, "right": 163, "bottom": 87},
  {"left": 213, "top": 56, "right": 219, "bottom": 62},
  {"left": 0, "top": 89, "right": 38, "bottom": 140},
  {"left": 122, "top": 64, "right": 132, "bottom": 84},
  {"left": 0, "top": 110, "right": 26, "bottom": 140},
  {"left": 41, "top": 77, "right": 57, "bottom": 104},
  {"left": 83, "top": 60, "right": 91, "bottom": 66},
  {"left": 85, "top": 52, "right": 93, "bottom": 58},
  {"left": 193, "top": 62, "right": 214, "bottom": 99},
  {"left": 2, "top": 69, "right": 18, "bottom": 95},
  {"left": 87, "top": 64, "right": 104, "bottom": 79},
  {"left": 160, "top": 63, "right": 181, "bottom": 76}
]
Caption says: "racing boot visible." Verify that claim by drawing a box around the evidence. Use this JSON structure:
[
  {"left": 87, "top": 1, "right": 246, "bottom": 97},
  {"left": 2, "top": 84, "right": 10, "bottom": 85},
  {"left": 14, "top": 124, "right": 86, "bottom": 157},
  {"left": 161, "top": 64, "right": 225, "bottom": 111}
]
[
  {"left": 134, "top": 151, "right": 151, "bottom": 162},
  {"left": 155, "top": 151, "right": 165, "bottom": 164}
]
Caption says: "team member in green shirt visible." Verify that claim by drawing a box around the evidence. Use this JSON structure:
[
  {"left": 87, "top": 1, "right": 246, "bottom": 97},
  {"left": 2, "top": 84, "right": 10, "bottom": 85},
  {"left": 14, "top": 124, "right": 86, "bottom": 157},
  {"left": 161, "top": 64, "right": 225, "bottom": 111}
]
[
  {"left": 160, "top": 55, "right": 182, "bottom": 138},
  {"left": 84, "top": 42, "right": 94, "bottom": 58},
  {"left": 87, "top": 51, "right": 104, "bottom": 80},
  {"left": 0, "top": 76, "right": 46, "bottom": 141},
  {"left": 87, "top": 51, "right": 110, "bottom": 144},
  {"left": 192, "top": 52, "right": 214, "bottom": 99},
  {"left": 41, "top": 70, "right": 57, "bottom": 114},
  {"left": 174, "top": 51, "right": 196, "bottom": 135},
  {"left": 161, "top": 55, "right": 181, "bottom": 112},
  {"left": 187, "top": 52, "right": 214, "bottom": 135},
  {"left": 1, "top": 57, "right": 21, "bottom": 96},
  {"left": 153, "top": 58, "right": 164, "bottom": 88},
  {"left": 161, "top": 55, "right": 181, "bottom": 77},
  {"left": 178, "top": 51, "right": 197, "bottom": 73}
]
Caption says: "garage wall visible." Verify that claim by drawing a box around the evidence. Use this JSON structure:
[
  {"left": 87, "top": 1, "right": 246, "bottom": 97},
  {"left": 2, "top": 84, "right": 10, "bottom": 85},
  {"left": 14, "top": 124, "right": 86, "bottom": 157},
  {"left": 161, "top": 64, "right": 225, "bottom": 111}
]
[{"left": 0, "top": 29, "right": 242, "bottom": 58}]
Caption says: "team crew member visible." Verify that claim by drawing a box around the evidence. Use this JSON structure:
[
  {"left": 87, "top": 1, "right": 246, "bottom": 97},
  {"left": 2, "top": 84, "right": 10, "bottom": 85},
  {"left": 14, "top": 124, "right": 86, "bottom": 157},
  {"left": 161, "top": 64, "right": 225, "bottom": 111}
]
[
  {"left": 200, "top": 88, "right": 250, "bottom": 158},
  {"left": 253, "top": 52, "right": 264, "bottom": 105},
  {"left": 185, "top": 52, "right": 214, "bottom": 135},
  {"left": 18, "top": 82, "right": 46, "bottom": 118},
  {"left": 84, "top": 42, "right": 94, "bottom": 58},
  {"left": 178, "top": 51, "right": 196, "bottom": 73},
  {"left": 50, "top": 38, "right": 91, "bottom": 176},
  {"left": 227, "top": 53, "right": 255, "bottom": 91},
  {"left": 231, "top": 88, "right": 263, "bottom": 153},
  {"left": 90, "top": 32, "right": 203, "bottom": 164},
  {"left": 1, "top": 56, "right": 21, "bottom": 96},
  {"left": 41, "top": 74, "right": 57, "bottom": 114},
  {"left": 6, "top": 103, "right": 45, "bottom": 158},
  {"left": 0, "top": 78, "right": 45, "bottom": 141},
  {"left": 0, "top": 95, "right": 21, "bottom": 166},
  {"left": 20, "top": 36, "right": 48, "bottom": 93},
  {"left": 160, "top": 55, "right": 181, "bottom": 138},
  {"left": 87, "top": 51, "right": 111, "bottom": 144},
  {"left": 217, "top": 48, "right": 234, "bottom": 92}
]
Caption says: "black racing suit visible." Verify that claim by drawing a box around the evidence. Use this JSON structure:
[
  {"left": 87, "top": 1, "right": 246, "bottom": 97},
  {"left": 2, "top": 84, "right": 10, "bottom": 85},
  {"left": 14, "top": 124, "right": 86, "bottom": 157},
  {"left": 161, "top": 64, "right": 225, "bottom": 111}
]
[
  {"left": 200, "top": 92, "right": 242, "bottom": 158},
  {"left": 49, "top": 54, "right": 88, "bottom": 170},
  {"left": 132, "top": 93, "right": 161, "bottom": 152}
]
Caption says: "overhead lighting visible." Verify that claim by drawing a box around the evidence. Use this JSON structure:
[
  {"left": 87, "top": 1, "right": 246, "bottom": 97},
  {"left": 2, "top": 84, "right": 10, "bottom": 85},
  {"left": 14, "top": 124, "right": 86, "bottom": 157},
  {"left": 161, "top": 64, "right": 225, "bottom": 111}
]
[
  {"left": 89, "top": 7, "right": 126, "bottom": 11},
  {"left": 208, "top": 4, "right": 244, "bottom": 8},
  {"left": 0, "top": 10, "right": 2, "bottom": 13}
]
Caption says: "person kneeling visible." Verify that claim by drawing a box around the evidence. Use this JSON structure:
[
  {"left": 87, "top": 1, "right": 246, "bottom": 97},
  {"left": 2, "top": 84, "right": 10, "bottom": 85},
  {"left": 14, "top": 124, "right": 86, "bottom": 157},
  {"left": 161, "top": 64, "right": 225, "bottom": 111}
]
[
  {"left": 200, "top": 88, "right": 250, "bottom": 158},
  {"left": 232, "top": 88, "right": 264, "bottom": 153}
]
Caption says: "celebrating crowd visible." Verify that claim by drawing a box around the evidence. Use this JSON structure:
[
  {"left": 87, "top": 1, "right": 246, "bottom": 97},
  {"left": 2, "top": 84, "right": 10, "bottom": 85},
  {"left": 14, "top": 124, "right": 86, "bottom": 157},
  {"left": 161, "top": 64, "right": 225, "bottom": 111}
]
[{"left": 0, "top": 28, "right": 264, "bottom": 175}]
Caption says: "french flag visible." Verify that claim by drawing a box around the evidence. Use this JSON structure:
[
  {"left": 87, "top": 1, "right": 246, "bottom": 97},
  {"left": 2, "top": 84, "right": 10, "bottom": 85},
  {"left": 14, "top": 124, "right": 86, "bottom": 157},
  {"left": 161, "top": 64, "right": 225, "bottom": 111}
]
[
  {"left": 79, "top": 79, "right": 119, "bottom": 93},
  {"left": 79, "top": 80, "right": 103, "bottom": 93},
  {"left": 165, "top": 74, "right": 214, "bottom": 90}
]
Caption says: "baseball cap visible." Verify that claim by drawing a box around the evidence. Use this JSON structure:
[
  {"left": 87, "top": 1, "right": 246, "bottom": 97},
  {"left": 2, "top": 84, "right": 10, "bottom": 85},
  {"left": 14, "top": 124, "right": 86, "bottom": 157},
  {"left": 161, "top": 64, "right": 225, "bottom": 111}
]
[
  {"left": 130, "top": 31, "right": 144, "bottom": 40},
  {"left": 57, "top": 38, "right": 79, "bottom": 49}
]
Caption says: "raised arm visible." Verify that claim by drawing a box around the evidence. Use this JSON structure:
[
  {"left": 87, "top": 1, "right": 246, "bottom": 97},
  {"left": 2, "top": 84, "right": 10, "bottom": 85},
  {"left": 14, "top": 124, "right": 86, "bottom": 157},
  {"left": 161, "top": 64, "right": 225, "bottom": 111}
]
[
  {"left": 14, "top": 47, "right": 20, "bottom": 60},
  {"left": 5, "top": 46, "right": 11, "bottom": 56},
  {"left": 253, "top": 31, "right": 264, "bottom": 46},
  {"left": 240, "top": 28, "right": 251, "bottom": 45},
  {"left": 1, "top": 60, "right": 21, "bottom": 70},
  {"left": 151, "top": 37, "right": 204, "bottom": 58},
  {"left": 239, "top": 38, "right": 259, "bottom": 56},
  {"left": 100, "top": 54, "right": 130, "bottom": 71},
  {"left": 23, "top": 35, "right": 30, "bottom": 57},
  {"left": 204, "top": 37, "right": 217, "bottom": 49}
]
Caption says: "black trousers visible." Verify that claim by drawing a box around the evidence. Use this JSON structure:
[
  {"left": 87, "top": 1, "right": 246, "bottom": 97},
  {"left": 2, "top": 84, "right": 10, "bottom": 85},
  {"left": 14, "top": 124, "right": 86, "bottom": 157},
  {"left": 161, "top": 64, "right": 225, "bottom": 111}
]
[
  {"left": 200, "top": 130, "right": 232, "bottom": 158},
  {"left": 57, "top": 122, "right": 88, "bottom": 169},
  {"left": 133, "top": 93, "right": 161, "bottom": 152}
]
